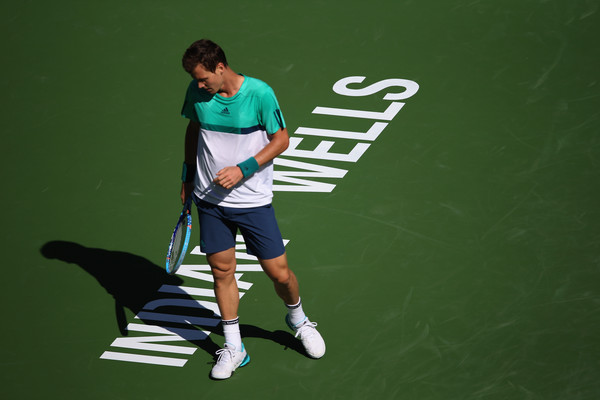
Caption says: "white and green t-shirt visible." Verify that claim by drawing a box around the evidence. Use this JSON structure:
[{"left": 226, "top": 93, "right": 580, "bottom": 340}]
[{"left": 181, "top": 75, "right": 286, "bottom": 208}]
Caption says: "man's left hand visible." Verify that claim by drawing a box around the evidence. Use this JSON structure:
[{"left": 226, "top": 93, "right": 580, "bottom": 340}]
[{"left": 214, "top": 166, "right": 244, "bottom": 189}]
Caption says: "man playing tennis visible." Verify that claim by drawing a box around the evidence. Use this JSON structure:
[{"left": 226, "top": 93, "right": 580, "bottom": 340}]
[{"left": 179, "top": 39, "right": 325, "bottom": 380}]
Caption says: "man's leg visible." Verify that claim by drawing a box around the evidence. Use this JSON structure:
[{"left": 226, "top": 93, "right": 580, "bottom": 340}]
[
  {"left": 259, "top": 253, "right": 326, "bottom": 359},
  {"left": 258, "top": 252, "right": 299, "bottom": 305},
  {"left": 208, "top": 247, "right": 239, "bottom": 321},
  {"left": 207, "top": 248, "right": 250, "bottom": 379}
]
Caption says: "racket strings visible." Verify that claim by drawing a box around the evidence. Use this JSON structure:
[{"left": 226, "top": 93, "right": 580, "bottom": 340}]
[
  {"left": 170, "top": 225, "right": 185, "bottom": 264},
  {"left": 166, "top": 201, "right": 193, "bottom": 274}
]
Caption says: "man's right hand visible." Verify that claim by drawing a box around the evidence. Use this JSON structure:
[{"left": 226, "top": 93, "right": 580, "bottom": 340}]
[{"left": 180, "top": 182, "right": 193, "bottom": 205}]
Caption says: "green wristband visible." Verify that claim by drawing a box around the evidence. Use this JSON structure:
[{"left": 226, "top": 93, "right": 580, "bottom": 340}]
[
  {"left": 237, "top": 157, "right": 259, "bottom": 178},
  {"left": 181, "top": 162, "right": 195, "bottom": 183}
]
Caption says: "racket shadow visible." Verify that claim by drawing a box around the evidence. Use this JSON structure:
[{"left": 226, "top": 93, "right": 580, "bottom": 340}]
[{"left": 39, "top": 240, "right": 221, "bottom": 356}]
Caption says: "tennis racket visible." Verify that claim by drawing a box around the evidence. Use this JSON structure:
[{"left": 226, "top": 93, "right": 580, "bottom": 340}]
[{"left": 165, "top": 197, "right": 192, "bottom": 274}]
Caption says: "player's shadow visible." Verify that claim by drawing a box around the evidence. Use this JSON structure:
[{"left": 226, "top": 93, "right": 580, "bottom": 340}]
[{"left": 39, "top": 240, "right": 305, "bottom": 358}]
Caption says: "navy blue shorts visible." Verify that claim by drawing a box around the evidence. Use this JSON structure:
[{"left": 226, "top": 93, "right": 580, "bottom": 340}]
[{"left": 195, "top": 199, "right": 286, "bottom": 260}]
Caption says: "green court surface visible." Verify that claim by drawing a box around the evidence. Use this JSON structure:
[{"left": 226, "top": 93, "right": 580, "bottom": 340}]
[{"left": 2, "top": 1, "right": 599, "bottom": 399}]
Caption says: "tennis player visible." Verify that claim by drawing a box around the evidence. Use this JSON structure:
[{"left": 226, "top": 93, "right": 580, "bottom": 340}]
[{"left": 179, "top": 39, "right": 325, "bottom": 379}]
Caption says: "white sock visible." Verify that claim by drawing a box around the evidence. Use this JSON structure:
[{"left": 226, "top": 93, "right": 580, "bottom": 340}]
[
  {"left": 222, "top": 317, "right": 242, "bottom": 350},
  {"left": 286, "top": 298, "right": 307, "bottom": 327}
]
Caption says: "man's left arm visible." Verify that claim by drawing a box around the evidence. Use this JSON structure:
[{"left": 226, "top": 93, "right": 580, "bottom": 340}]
[
  {"left": 213, "top": 127, "right": 289, "bottom": 189},
  {"left": 254, "top": 127, "right": 289, "bottom": 166}
]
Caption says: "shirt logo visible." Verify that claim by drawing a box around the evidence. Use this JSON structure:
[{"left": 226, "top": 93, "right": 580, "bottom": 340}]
[{"left": 220, "top": 107, "right": 230, "bottom": 115}]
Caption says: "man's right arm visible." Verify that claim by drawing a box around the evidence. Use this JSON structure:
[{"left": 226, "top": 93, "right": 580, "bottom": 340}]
[{"left": 181, "top": 120, "right": 200, "bottom": 204}]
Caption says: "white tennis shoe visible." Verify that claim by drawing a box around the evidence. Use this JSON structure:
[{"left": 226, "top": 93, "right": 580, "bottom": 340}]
[
  {"left": 210, "top": 343, "right": 250, "bottom": 380},
  {"left": 286, "top": 316, "right": 326, "bottom": 359}
]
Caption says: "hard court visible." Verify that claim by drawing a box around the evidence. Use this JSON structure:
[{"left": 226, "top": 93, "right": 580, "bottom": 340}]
[{"left": 2, "top": 1, "right": 599, "bottom": 399}]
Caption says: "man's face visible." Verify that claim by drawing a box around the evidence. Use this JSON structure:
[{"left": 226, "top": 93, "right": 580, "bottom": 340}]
[{"left": 191, "top": 63, "right": 225, "bottom": 94}]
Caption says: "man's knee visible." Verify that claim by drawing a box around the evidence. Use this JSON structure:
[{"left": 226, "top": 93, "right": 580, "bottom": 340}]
[
  {"left": 270, "top": 268, "right": 292, "bottom": 285},
  {"left": 261, "top": 256, "right": 294, "bottom": 285},
  {"left": 208, "top": 249, "right": 236, "bottom": 281}
]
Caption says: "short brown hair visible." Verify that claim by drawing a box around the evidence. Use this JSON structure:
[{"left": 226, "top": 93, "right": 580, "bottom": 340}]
[{"left": 182, "top": 39, "right": 228, "bottom": 73}]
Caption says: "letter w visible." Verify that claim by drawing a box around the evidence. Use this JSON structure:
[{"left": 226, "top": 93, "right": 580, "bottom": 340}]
[{"left": 273, "top": 157, "right": 347, "bottom": 192}]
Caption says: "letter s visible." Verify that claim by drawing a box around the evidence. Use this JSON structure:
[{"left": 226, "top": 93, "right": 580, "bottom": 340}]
[{"left": 332, "top": 76, "right": 419, "bottom": 101}]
